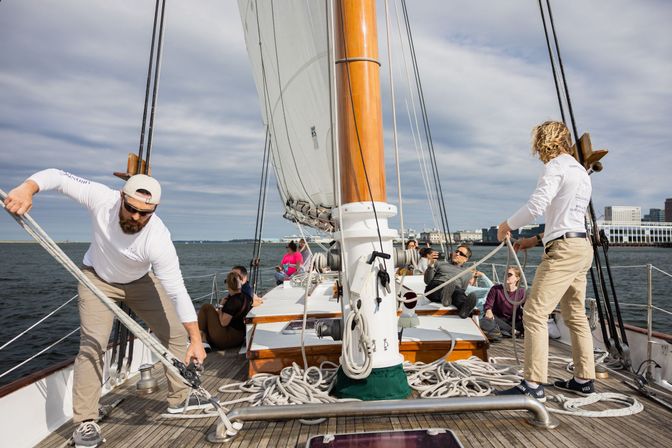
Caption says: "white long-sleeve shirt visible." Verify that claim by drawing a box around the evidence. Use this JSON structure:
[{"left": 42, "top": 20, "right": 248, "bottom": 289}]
[
  {"left": 29, "top": 169, "right": 197, "bottom": 322},
  {"left": 507, "top": 154, "right": 591, "bottom": 245}
]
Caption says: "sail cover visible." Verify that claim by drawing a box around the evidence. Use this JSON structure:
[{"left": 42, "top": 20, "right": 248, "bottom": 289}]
[{"left": 238, "top": 0, "right": 335, "bottom": 232}]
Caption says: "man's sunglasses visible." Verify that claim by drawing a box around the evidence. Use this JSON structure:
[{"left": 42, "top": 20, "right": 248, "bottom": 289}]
[
  {"left": 455, "top": 250, "right": 469, "bottom": 258},
  {"left": 123, "top": 200, "right": 155, "bottom": 217}
]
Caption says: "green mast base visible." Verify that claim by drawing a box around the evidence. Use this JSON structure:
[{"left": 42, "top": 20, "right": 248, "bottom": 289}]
[{"left": 331, "top": 363, "right": 411, "bottom": 400}]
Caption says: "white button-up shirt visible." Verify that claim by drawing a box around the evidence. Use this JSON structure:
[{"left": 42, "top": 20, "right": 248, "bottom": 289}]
[{"left": 507, "top": 154, "right": 591, "bottom": 245}]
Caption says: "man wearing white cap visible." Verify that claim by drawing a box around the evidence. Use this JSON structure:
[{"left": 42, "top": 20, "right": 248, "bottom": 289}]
[{"left": 4, "top": 169, "right": 209, "bottom": 447}]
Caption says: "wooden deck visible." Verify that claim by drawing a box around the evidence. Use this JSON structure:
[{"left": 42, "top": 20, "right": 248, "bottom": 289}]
[{"left": 37, "top": 338, "right": 672, "bottom": 448}]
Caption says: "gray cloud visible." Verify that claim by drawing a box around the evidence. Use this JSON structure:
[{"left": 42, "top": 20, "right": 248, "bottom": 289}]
[{"left": 1, "top": 0, "right": 670, "bottom": 242}]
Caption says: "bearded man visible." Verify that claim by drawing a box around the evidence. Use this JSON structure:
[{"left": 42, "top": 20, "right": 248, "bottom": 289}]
[{"left": 4, "top": 169, "right": 209, "bottom": 447}]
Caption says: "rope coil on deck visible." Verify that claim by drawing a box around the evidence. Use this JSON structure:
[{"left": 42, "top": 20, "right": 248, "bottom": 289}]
[{"left": 547, "top": 392, "right": 643, "bottom": 417}]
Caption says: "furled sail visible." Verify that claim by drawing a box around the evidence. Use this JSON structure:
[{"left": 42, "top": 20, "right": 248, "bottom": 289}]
[{"left": 238, "top": 0, "right": 335, "bottom": 232}]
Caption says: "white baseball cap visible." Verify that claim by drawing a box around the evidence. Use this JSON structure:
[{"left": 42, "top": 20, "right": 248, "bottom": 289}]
[{"left": 122, "top": 174, "right": 161, "bottom": 205}]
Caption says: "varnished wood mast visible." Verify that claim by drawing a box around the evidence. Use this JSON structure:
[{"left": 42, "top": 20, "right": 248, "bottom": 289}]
[{"left": 336, "top": 0, "right": 386, "bottom": 204}]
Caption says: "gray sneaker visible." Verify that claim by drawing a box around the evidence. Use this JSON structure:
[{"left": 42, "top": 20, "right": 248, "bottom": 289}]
[
  {"left": 166, "top": 392, "right": 216, "bottom": 414},
  {"left": 72, "top": 421, "right": 104, "bottom": 448}
]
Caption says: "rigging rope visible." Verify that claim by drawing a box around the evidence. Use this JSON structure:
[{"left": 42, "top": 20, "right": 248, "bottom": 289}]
[
  {"left": 0, "top": 294, "right": 77, "bottom": 351},
  {"left": 383, "top": 0, "right": 406, "bottom": 247},
  {"left": 538, "top": 0, "right": 631, "bottom": 366},
  {"left": 138, "top": 0, "right": 167, "bottom": 173},
  {"left": 250, "top": 126, "right": 272, "bottom": 292},
  {"left": 392, "top": 0, "right": 443, "bottom": 236},
  {"left": 0, "top": 327, "right": 80, "bottom": 380},
  {"left": 399, "top": 0, "right": 453, "bottom": 253},
  {"left": 252, "top": 0, "right": 292, "bottom": 211}
]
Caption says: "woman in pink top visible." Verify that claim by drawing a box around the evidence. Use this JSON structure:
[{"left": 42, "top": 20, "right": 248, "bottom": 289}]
[{"left": 277, "top": 241, "right": 303, "bottom": 282}]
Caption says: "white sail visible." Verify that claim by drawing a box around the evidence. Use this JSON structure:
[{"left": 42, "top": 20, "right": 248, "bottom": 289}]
[{"left": 238, "top": 0, "right": 335, "bottom": 232}]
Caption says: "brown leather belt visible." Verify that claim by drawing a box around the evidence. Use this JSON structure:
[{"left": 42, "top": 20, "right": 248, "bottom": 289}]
[{"left": 546, "top": 232, "right": 587, "bottom": 245}]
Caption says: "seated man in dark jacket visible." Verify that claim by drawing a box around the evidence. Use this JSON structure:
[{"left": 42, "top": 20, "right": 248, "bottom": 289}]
[{"left": 424, "top": 244, "right": 478, "bottom": 318}]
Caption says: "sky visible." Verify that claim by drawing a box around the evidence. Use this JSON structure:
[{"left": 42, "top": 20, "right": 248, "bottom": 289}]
[{"left": 1, "top": 0, "right": 670, "bottom": 242}]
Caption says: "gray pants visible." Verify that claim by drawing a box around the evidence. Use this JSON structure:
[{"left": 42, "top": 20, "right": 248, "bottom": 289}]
[{"left": 73, "top": 267, "right": 189, "bottom": 423}]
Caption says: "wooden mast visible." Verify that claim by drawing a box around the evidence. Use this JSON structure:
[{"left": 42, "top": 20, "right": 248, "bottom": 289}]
[
  {"left": 335, "top": 0, "right": 386, "bottom": 204},
  {"left": 331, "top": 0, "right": 410, "bottom": 400}
]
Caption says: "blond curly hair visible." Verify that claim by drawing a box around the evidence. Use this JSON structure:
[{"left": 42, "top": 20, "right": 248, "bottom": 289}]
[{"left": 531, "top": 120, "right": 571, "bottom": 163}]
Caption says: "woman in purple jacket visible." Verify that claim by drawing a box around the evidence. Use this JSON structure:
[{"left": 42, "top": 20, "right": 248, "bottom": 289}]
[{"left": 483, "top": 267, "right": 526, "bottom": 337}]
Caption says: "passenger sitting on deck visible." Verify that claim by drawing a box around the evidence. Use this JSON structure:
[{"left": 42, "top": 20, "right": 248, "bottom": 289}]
[
  {"left": 482, "top": 267, "right": 526, "bottom": 338},
  {"left": 232, "top": 265, "right": 263, "bottom": 307},
  {"left": 275, "top": 241, "right": 304, "bottom": 285},
  {"left": 198, "top": 271, "right": 252, "bottom": 352},
  {"left": 423, "top": 244, "right": 478, "bottom": 319}
]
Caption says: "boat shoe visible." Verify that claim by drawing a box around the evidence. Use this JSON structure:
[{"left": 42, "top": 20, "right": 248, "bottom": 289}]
[
  {"left": 495, "top": 381, "right": 546, "bottom": 403},
  {"left": 72, "top": 421, "right": 104, "bottom": 448},
  {"left": 553, "top": 378, "right": 595, "bottom": 396}
]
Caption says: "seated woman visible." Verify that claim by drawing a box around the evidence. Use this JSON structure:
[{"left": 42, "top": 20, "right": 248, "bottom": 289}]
[
  {"left": 198, "top": 271, "right": 252, "bottom": 351},
  {"left": 275, "top": 241, "right": 304, "bottom": 285},
  {"left": 482, "top": 267, "right": 526, "bottom": 338}
]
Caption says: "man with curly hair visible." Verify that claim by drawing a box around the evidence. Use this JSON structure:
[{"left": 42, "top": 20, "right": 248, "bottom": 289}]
[{"left": 494, "top": 121, "right": 596, "bottom": 402}]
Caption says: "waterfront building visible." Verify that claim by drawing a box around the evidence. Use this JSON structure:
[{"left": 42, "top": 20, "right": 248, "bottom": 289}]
[
  {"left": 452, "top": 230, "right": 482, "bottom": 243},
  {"left": 604, "top": 206, "right": 641, "bottom": 224},
  {"left": 597, "top": 220, "right": 672, "bottom": 246},
  {"left": 666, "top": 198, "right": 672, "bottom": 223},
  {"left": 420, "top": 229, "right": 446, "bottom": 245}
]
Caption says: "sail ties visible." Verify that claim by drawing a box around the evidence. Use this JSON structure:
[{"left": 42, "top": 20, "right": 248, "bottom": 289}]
[{"left": 285, "top": 199, "right": 334, "bottom": 232}]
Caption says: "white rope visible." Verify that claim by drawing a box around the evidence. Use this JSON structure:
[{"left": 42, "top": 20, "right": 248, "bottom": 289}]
[
  {"left": 0, "top": 294, "right": 78, "bottom": 351},
  {"left": 547, "top": 392, "right": 643, "bottom": 417},
  {"left": 403, "top": 327, "right": 523, "bottom": 398},
  {"left": 393, "top": 0, "right": 443, "bottom": 242},
  {"left": 405, "top": 356, "right": 523, "bottom": 398},
  {"left": 340, "top": 296, "right": 374, "bottom": 379},
  {"left": 0, "top": 327, "right": 80, "bottom": 379},
  {"left": 218, "top": 362, "right": 349, "bottom": 408},
  {"left": 299, "top": 256, "right": 320, "bottom": 370}
]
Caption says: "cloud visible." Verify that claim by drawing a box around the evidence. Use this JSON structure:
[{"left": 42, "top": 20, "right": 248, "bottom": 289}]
[{"left": 1, "top": 0, "right": 670, "bottom": 242}]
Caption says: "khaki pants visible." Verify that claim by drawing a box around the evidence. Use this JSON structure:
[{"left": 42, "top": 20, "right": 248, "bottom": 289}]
[
  {"left": 73, "top": 267, "right": 189, "bottom": 423},
  {"left": 523, "top": 237, "right": 594, "bottom": 383}
]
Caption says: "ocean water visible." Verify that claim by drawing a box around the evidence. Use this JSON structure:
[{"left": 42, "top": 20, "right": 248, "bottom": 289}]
[{"left": 0, "top": 242, "right": 670, "bottom": 387}]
